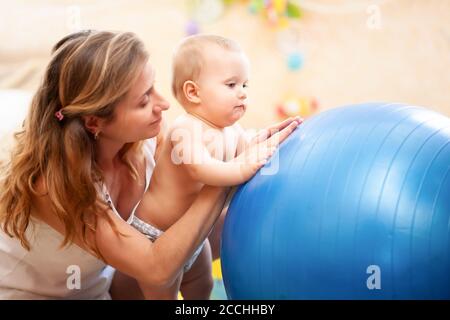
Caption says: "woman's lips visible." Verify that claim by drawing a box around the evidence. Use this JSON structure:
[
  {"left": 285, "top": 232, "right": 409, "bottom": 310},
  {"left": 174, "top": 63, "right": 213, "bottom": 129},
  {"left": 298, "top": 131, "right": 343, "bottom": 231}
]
[{"left": 150, "top": 117, "right": 161, "bottom": 125}]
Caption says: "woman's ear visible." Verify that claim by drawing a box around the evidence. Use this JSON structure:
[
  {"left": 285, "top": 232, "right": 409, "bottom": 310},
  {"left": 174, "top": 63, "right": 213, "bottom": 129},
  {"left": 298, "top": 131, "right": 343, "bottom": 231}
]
[
  {"left": 183, "top": 80, "right": 201, "bottom": 104},
  {"left": 82, "top": 115, "right": 103, "bottom": 135}
]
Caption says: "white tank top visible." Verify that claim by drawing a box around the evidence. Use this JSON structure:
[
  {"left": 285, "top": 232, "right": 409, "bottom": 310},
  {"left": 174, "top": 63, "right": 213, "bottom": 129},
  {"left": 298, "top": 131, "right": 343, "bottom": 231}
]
[{"left": 0, "top": 138, "right": 156, "bottom": 299}]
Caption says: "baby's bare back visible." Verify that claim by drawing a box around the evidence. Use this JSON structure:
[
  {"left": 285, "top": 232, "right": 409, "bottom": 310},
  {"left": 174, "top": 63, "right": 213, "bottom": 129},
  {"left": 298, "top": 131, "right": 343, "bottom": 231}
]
[
  {"left": 136, "top": 114, "right": 241, "bottom": 231},
  {"left": 136, "top": 137, "right": 204, "bottom": 231}
]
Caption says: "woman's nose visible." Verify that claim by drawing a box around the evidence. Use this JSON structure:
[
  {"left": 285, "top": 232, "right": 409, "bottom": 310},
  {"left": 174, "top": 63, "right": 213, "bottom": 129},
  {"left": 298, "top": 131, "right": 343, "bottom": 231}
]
[{"left": 154, "top": 90, "right": 170, "bottom": 111}]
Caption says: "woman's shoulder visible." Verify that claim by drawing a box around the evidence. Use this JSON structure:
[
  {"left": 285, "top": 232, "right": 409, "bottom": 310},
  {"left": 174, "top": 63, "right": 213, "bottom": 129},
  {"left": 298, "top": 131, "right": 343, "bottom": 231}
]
[{"left": 30, "top": 176, "right": 60, "bottom": 225}]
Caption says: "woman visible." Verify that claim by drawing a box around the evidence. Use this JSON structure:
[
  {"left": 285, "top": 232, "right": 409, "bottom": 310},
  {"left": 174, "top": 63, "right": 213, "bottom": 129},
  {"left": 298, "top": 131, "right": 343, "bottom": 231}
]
[{"left": 0, "top": 30, "right": 298, "bottom": 299}]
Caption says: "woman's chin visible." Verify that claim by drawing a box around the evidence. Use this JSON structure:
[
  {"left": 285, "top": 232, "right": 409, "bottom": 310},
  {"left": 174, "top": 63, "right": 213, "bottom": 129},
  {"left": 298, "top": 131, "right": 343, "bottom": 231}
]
[{"left": 144, "top": 124, "right": 161, "bottom": 139}]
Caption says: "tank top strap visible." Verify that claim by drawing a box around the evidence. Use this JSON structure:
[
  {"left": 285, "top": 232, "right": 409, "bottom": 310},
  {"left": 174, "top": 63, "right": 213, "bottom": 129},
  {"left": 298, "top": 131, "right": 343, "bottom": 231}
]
[{"left": 98, "top": 137, "right": 157, "bottom": 224}]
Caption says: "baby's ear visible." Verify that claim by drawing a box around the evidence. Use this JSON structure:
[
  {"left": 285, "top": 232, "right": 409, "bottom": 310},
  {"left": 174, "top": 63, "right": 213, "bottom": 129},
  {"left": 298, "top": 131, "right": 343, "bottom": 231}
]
[{"left": 183, "top": 80, "right": 201, "bottom": 104}]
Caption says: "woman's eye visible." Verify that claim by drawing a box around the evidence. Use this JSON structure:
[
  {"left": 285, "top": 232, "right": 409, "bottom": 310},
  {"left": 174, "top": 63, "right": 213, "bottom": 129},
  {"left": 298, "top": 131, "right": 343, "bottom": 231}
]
[{"left": 140, "top": 94, "right": 150, "bottom": 107}]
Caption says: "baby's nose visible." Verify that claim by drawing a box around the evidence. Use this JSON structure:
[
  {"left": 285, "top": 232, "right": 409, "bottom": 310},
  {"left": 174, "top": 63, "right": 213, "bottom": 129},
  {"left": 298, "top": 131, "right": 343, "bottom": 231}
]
[{"left": 238, "top": 89, "right": 247, "bottom": 99}]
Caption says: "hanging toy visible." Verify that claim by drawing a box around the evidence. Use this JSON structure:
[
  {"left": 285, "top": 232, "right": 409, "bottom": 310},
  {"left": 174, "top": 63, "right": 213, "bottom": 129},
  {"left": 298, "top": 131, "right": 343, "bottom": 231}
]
[
  {"left": 185, "top": 20, "right": 200, "bottom": 35},
  {"left": 276, "top": 95, "right": 319, "bottom": 119},
  {"left": 287, "top": 51, "right": 304, "bottom": 71},
  {"left": 187, "top": 0, "right": 225, "bottom": 25},
  {"left": 248, "top": 0, "right": 301, "bottom": 29},
  {"left": 276, "top": 25, "right": 305, "bottom": 71}
]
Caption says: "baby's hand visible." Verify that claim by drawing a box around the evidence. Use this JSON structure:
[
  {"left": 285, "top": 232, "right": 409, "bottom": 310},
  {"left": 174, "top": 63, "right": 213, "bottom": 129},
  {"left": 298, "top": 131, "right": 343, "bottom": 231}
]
[
  {"left": 232, "top": 118, "right": 300, "bottom": 183},
  {"left": 232, "top": 139, "right": 277, "bottom": 182},
  {"left": 250, "top": 116, "right": 303, "bottom": 146}
]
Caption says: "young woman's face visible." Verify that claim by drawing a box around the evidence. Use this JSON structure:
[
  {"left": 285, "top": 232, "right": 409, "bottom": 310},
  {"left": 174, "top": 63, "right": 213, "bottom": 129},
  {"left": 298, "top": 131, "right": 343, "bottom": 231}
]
[{"left": 101, "top": 61, "right": 170, "bottom": 143}]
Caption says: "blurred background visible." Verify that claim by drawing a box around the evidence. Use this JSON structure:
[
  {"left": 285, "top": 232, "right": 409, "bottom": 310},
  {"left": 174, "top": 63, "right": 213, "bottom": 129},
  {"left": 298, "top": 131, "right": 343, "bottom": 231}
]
[
  {"left": 1, "top": 1, "right": 449, "bottom": 128},
  {"left": 0, "top": 0, "right": 449, "bottom": 299}
]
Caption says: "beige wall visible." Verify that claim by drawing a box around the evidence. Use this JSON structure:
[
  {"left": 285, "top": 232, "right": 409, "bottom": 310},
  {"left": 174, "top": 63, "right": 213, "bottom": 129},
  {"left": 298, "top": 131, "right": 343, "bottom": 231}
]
[{"left": 0, "top": 0, "right": 449, "bottom": 130}]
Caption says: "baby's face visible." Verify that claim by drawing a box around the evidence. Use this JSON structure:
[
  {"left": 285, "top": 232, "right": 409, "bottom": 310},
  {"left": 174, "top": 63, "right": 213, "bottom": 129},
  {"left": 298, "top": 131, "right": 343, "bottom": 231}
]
[{"left": 196, "top": 45, "right": 249, "bottom": 127}]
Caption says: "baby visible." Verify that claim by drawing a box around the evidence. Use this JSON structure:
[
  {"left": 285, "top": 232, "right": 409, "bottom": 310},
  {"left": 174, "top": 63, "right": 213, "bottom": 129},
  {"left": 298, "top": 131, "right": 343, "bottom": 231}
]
[{"left": 133, "top": 34, "right": 300, "bottom": 299}]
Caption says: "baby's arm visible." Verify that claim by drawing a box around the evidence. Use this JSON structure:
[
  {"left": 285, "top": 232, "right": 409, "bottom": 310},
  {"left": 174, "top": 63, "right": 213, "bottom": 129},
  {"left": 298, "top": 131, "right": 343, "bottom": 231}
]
[
  {"left": 170, "top": 121, "right": 274, "bottom": 187},
  {"left": 233, "top": 123, "right": 252, "bottom": 156},
  {"left": 188, "top": 152, "right": 264, "bottom": 187},
  {"left": 235, "top": 116, "right": 303, "bottom": 155}
]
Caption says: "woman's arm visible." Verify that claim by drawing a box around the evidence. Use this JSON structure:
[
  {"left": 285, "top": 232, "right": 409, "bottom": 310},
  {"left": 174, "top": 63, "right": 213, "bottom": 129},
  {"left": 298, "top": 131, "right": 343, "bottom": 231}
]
[
  {"left": 95, "top": 185, "right": 228, "bottom": 289},
  {"left": 30, "top": 161, "right": 227, "bottom": 292},
  {"left": 98, "top": 119, "right": 299, "bottom": 288}
]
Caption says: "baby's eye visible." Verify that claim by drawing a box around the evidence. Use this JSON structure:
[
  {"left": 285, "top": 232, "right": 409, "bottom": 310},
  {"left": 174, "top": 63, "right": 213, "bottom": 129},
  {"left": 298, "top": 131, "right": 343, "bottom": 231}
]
[
  {"left": 243, "top": 83, "right": 248, "bottom": 88},
  {"left": 227, "top": 83, "right": 236, "bottom": 88}
]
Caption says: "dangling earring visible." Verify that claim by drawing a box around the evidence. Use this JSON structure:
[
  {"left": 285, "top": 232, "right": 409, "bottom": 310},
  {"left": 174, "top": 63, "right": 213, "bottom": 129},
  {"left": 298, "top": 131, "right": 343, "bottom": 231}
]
[{"left": 94, "top": 131, "right": 99, "bottom": 140}]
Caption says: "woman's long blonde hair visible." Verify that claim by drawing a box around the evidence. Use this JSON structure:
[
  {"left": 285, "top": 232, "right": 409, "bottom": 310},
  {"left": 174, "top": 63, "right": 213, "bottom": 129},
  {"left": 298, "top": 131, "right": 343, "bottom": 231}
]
[{"left": 0, "top": 30, "right": 149, "bottom": 258}]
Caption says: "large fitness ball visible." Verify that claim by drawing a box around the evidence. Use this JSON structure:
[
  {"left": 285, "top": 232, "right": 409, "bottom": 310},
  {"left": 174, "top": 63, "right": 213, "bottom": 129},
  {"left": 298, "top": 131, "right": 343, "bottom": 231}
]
[{"left": 221, "top": 102, "right": 450, "bottom": 299}]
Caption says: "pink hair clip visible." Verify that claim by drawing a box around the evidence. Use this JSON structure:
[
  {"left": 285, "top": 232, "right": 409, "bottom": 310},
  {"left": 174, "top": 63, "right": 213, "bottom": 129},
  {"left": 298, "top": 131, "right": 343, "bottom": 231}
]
[{"left": 55, "top": 109, "right": 64, "bottom": 121}]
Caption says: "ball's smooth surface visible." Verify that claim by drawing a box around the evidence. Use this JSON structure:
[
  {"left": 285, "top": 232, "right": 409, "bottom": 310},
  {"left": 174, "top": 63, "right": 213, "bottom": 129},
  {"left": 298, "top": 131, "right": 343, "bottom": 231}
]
[{"left": 222, "top": 103, "right": 450, "bottom": 299}]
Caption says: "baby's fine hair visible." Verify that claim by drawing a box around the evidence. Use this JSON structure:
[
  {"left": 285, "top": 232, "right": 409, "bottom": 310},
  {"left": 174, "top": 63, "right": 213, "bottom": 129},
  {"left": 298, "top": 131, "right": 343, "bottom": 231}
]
[{"left": 171, "top": 34, "right": 242, "bottom": 105}]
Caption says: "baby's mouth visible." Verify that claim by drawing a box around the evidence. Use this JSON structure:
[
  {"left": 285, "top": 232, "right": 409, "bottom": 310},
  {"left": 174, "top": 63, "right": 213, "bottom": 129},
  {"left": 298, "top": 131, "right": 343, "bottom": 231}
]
[{"left": 234, "top": 104, "right": 246, "bottom": 111}]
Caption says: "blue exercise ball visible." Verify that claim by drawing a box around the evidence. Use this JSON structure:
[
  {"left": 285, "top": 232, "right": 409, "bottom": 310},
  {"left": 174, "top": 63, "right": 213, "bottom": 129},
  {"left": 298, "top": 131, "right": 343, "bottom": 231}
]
[{"left": 221, "top": 102, "right": 450, "bottom": 299}]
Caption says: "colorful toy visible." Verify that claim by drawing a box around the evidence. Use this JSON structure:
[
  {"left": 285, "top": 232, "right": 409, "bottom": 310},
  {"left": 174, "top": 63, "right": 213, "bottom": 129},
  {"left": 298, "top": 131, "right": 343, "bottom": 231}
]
[
  {"left": 276, "top": 95, "right": 318, "bottom": 119},
  {"left": 188, "top": 0, "right": 225, "bottom": 24},
  {"left": 287, "top": 51, "right": 304, "bottom": 71},
  {"left": 248, "top": 0, "right": 302, "bottom": 28},
  {"left": 185, "top": 20, "right": 200, "bottom": 35}
]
